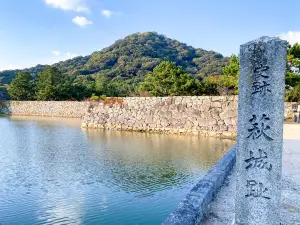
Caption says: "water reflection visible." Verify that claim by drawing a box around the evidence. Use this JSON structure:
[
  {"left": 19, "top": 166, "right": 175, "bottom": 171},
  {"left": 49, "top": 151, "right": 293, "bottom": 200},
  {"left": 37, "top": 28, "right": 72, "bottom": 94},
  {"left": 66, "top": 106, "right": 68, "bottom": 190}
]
[
  {"left": 84, "top": 129, "right": 233, "bottom": 194},
  {"left": 0, "top": 116, "right": 234, "bottom": 225}
]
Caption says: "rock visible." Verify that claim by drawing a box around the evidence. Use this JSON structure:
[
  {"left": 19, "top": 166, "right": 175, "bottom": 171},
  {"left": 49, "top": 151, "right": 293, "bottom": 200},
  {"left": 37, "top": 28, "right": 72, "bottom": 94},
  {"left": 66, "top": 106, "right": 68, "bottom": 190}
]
[
  {"left": 211, "top": 96, "right": 225, "bottom": 102},
  {"left": 211, "top": 101, "right": 222, "bottom": 108},
  {"left": 210, "top": 108, "right": 222, "bottom": 119},
  {"left": 235, "top": 37, "right": 287, "bottom": 225},
  {"left": 200, "top": 102, "right": 211, "bottom": 112},
  {"left": 219, "top": 109, "right": 236, "bottom": 120}
]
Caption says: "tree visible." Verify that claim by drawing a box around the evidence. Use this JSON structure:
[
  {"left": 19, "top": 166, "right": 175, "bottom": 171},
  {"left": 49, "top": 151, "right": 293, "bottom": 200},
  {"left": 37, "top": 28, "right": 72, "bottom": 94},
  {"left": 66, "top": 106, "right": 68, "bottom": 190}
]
[
  {"left": 95, "top": 73, "right": 108, "bottom": 95},
  {"left": 288, "top": 43, "right": 300, "bottom": 59},
  {"left": 105, "top": 77, "right": 133, "bottom": 97},
  {"left": 286, "top": 42, "right": 300, "bottom": 88},
  {"left": 8, "top": 72, "right": 34, "bottom": 100},
  {"left": 35, "top": 66, "right": 70, "bottom": 100},
  {"left": 204, "top": 54, "right": 239, "bottom": 95},
  {"left": 286, "top": 84, "right": 300, "bottom": 102},
  {"left": 200, "top": 80, "right": 220, "bottom": 96},
  {"left": 139, "top": 61, "right": 192, "bottom": 96},
  {"left": 173, "top": 72, "right": 201, "bottom": 96},
  {"left": 53, "top": 77, "right": 73, "bottom": 100},
  {"left": 222, "top": 54, "right": 239, "bottom": 77},
  {"left": 0, "top": 32, "right": 229, "bottom": 88},
  {"left": 206, "top": 43, "right": 300, "bottom": 97},
  {"left": 286, "top": 72, "right": 300, "bottom": 88},
  {"left": 72, "top": 75, "right": 95, "bottom": 100},
  {"left": 138, "top": 61, "right": 217, "bottom": 96},
  {"left": 204, "top": 75, "right": 238, "bottom": 95},
  {"left": 138, "top": 61, "right": 176, "bottom": 96}
]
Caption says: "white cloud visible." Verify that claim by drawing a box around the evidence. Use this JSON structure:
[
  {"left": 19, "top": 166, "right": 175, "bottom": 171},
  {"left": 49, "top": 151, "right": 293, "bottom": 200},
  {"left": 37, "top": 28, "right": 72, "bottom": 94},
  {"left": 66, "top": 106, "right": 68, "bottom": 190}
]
[
  {"left": 66, "top": 52, "right": 78, "bottom": 58},
  {"left": 101, "top": 9, "right": 121, "bottom": 18},
  {"left": 0, "top": 64, "right": 21, "bottom": 71},
  {"left": 52, "top": 50, "right": 61, "bottom": 56},
  {"left": 52, "top": 50, "right": 78, "bottom": 59},
  {"left": 45, "top": 0, "right": 89, "bottom": 13},
  {"left": 279, "top": 31, "right": 300, "bottom": 45},
  {"left": 102, "top": 10, "right": 113, "bottom": 18},
  {"left": 72, "top": 16, "right": 93, "bottom": 27}
]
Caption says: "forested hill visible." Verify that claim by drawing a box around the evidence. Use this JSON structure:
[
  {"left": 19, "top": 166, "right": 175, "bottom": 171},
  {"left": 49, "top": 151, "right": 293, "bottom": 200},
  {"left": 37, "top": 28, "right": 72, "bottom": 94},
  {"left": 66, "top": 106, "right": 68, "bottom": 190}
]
[{"left": 0, "top": 32, "right": 229, "bottom": 85}]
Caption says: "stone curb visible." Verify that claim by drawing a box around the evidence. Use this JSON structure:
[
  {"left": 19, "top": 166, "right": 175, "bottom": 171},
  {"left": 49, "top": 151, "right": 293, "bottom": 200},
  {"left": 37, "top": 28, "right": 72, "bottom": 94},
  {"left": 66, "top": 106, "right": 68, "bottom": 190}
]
[{"left": 162, "top": 145, "right": 237, "bottom": 225}]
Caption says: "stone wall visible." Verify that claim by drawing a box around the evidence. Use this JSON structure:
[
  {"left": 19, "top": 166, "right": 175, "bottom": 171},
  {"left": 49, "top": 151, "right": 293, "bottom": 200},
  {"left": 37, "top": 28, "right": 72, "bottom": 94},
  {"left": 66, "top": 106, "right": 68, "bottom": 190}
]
[
  {"left": 0, "top": 99, "right": 295, "bottom": 138},
  {"left": 0, "top": 101, "right": 89, "bottom": 118},
  {"left": 82, "top": 96, "right": 238, "bottom": 138}
]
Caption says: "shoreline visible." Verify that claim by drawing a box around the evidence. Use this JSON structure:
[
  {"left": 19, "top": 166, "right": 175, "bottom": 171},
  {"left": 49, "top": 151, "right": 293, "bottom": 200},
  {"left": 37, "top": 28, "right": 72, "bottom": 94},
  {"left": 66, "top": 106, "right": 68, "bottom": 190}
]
[{"left": 2, "top": 113, "right": 300, "bottom": 140}]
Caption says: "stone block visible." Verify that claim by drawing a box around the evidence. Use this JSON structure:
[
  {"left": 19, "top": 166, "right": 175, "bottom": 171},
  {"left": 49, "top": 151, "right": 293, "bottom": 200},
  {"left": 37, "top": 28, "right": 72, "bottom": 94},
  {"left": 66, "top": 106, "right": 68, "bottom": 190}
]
[
  {"left": 211, "top": 96, "right": 226, "bottom": 102},
  {"left": 220, "top": 109, "right": 237, "bottom": 120},
  {"left": 210, "top": 108, "right": 221, "bottom": 119},
  {"left": 211, "top": 101, "right": 222, "bottom": 108},
  {"left": 235, "top": 37, "right": 286, "bottom": 225},
  {"left": 200, "top": 111, "right": 211, "bottom": 119},
  {"left": 199, "top": 102, "right": 211, "bottom": 112}
]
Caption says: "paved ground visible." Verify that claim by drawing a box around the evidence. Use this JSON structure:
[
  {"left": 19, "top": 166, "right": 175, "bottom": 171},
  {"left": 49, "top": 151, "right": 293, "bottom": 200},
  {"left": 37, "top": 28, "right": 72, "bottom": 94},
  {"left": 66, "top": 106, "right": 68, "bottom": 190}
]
[{"left": 201, "top": 124, "right": 300, "bottom": 225}]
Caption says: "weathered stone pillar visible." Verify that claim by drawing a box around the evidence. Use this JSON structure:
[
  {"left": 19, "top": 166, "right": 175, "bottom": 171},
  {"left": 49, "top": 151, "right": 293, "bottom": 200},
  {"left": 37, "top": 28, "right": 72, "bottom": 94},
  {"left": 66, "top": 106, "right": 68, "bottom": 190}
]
[{"left": 235, "top": 37, "right": 287, "bottom": 225}]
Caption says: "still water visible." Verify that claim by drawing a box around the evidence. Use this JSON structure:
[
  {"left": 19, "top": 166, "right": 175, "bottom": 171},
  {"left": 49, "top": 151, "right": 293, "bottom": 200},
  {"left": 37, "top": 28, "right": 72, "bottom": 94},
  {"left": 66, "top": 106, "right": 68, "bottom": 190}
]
[{"left": 0, "top": 116, "right": 234, "bottom": 225}]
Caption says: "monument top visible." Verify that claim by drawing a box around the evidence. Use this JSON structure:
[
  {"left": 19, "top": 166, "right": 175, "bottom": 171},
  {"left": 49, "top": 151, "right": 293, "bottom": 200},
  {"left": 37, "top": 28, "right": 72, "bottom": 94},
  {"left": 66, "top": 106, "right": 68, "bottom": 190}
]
[{"left": 242, "top": 36, "right": 285, "bottom": 44}]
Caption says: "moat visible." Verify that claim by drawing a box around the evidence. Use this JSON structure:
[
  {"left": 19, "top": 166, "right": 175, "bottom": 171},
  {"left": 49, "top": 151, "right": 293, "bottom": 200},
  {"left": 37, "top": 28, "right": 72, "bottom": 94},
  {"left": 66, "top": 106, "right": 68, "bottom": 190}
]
[{"left": 0, "top": 116, "right": 234, "bottom": 225}]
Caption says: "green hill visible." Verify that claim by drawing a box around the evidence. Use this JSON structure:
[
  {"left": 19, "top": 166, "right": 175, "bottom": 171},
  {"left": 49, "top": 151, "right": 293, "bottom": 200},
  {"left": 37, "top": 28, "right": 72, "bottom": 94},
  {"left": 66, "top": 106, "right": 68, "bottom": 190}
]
[{"left": 0, "top": 32, "right": 229, "bottom": 85}]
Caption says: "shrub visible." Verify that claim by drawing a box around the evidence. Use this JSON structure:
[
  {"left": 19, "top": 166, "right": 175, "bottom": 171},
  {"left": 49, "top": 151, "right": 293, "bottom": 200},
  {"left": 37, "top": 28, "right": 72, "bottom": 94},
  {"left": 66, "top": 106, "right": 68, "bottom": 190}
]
[{"left": 90, "top": 94, "right": 100, "bottom": 101}]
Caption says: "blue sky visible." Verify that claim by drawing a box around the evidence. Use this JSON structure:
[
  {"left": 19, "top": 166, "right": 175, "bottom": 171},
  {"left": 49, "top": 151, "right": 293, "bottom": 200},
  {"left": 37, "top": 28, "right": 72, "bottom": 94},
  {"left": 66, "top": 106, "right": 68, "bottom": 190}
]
[{"left": 0, "top": 0, "right": 299, "bottom": 71}]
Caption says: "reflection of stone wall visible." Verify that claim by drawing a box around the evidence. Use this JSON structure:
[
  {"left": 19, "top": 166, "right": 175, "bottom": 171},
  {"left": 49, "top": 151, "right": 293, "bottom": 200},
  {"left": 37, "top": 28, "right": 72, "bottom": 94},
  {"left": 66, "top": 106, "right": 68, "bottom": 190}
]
[
  {"left": 0, "top": 98, "right": 296, "bottom": 139},
  {"left": 82, "top": 96, "right": 239, "bottom": 139},
  {"left": 0, "top": 101, "right": 89, "bottom": 118}
]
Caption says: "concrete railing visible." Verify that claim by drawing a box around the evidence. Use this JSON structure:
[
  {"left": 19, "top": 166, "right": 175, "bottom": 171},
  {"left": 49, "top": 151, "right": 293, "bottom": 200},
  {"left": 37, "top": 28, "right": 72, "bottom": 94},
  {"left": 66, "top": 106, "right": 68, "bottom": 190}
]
[{"left": 163, "top": 145, "right": 237, "bottom": 225}]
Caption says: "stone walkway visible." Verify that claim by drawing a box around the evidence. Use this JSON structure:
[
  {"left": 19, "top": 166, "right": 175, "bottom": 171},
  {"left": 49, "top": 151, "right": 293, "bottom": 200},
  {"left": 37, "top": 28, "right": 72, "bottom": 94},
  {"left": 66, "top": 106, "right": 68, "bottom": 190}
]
[{"left": 201, "top": 124, "right": 300, "bottom": 225}]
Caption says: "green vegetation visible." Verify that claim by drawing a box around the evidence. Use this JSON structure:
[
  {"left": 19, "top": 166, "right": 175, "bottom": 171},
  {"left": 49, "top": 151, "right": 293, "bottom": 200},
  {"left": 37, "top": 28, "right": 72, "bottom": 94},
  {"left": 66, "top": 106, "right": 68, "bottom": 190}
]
[
  {"left": 90, "top": 93, "right": 100, "bottom": 101},
  {"left": 138, "top": 61, "right": 217, "bottom": 96},
  {"left": 8, "top": 67, "right": 93, "bottom": 101},
  {"left": 8, "top": 72, "right": 34, "bottom": 100},
  {"left": 2, "top": 32, "right": 229, "bottom": 100},
  {"left": 285, "top": 42, "right": 300, "bottom": 102},
  {"left": 204, "top": 55, "right": 239, "bottom": 95},
  {"left": 0, "top": 32, "right": 228, "bottom": 85},
  {"left": 138, "top": 61, "right": 196, "bottom": 96},
  {"left": 207, "top": 42, "right": 300, "bottom": 100},
  {"left": 36, "top": 67, "right": 70, "bottom": 100},
  {"left": 2, "top": 32, "right": 300, "bottom": 101},
  {"left": 286, "top": 84, "right": 300, "bottom": 102}
]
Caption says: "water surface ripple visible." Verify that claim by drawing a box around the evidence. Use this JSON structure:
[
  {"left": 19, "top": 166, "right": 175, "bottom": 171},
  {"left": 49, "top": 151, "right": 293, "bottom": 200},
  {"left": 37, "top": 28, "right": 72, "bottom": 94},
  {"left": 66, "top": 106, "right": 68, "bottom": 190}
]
[{"left": 0, "top": 116, "right": 234, "bottom": 225}]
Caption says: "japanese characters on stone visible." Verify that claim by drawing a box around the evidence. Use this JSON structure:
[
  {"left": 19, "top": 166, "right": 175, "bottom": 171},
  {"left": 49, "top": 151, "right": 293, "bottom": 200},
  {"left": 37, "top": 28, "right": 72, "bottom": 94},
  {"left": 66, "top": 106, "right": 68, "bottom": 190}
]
[
  {"left": 249, "top": 44, "right": 271, "bottom": 97},
  {"left": 244, "top": 43, "right": 274, "bottom": 201}
]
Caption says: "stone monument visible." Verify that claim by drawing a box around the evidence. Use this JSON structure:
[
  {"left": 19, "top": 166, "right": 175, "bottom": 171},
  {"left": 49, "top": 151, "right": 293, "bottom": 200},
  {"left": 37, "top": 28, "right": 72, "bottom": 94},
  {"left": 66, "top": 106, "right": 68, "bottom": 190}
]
[{"left": 235, "top": 37, "right": 287, "bottom": 224}]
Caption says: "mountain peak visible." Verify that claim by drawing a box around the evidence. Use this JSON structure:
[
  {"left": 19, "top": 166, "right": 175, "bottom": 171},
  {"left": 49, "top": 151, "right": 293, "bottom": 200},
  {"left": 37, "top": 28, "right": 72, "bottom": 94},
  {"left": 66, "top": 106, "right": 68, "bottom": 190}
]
[{"left": 0, "top": 32, "right": 229, "bottom": 85}]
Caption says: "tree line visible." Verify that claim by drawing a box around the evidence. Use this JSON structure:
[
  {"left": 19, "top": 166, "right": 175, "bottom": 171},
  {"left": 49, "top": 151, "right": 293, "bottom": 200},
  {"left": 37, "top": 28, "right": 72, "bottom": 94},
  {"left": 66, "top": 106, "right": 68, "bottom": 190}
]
[
  {"left": 0, "top": 32, "right": 229, "bottom": 86},
  {"left": 8, "top": 62, "right": 219, "bottom": 101},
  {"left": 7, "top": 41, "right": 300, "bottom": 102}
]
